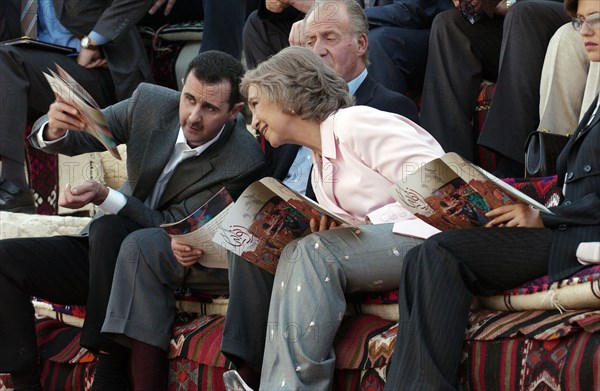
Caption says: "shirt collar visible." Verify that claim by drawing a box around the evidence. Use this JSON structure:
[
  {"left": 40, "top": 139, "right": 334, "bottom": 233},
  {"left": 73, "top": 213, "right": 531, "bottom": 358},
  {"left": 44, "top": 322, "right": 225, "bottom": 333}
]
[
  {"left": 176, "top": 123, "right": 226, "bottom": 157},
  {"left": 347, "top": 69, "right": 368, "bottom": 96}
]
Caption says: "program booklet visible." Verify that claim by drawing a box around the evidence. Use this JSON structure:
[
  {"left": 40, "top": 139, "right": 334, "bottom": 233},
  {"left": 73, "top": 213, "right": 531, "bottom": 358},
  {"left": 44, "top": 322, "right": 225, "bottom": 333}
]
[
  {"left": 161, "top": 187, "right": 234, "bottom": 269},
  {"left": 43, "top": 64, "right": 121, "bottom": 160},
  {"left": 212, "top": 177, "right": 354, "bottom": 274},
  {"left": 2, "top": 37, "right": 77, "bottom": 54},
  {"left": 389, "top": 152, "right": 552, "bottom": 231}
]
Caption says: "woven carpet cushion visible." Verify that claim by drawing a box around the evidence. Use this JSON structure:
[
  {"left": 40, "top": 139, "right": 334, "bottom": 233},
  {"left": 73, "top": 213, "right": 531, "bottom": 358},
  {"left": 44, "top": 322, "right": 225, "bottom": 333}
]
[
  {"left": 480, "top": 264, "right": 600, "bottom": 311},
  {"left": 461, "top": 309, "right": 600, "bottom": 391}
]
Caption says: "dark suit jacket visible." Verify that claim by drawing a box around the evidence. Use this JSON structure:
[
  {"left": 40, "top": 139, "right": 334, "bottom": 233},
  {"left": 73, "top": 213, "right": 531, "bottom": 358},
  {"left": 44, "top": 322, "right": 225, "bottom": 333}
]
[
  {"left": 30, "top": 83, "right": 265, "bottom": 228},
  {"left": 541, "top": 95, "right": 600, "bottom": 281},
  {"left": 263, "top": 73, "right": 419, "bottom": 199},
  {"left": 6, "top": 0, "right": 154, "bottom": 100}
]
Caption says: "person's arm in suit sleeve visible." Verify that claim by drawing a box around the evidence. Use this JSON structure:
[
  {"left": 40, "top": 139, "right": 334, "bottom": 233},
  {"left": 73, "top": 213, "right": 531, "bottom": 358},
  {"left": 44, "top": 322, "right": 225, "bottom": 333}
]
[
  {"left": 541, "top": 193, "right": 600, "bottom": 227},
  {"left": 90, "top": 0, "right": 156, "bottom": 41},
  {"left": 364, "top": 0, "right": 453, "bottom": 29}
]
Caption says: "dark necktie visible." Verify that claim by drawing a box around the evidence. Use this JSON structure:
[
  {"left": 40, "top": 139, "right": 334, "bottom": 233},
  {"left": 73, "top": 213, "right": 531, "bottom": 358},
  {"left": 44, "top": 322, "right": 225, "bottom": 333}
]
[{"left": 20, "top": 0, "right": 38, "bottom": 39}]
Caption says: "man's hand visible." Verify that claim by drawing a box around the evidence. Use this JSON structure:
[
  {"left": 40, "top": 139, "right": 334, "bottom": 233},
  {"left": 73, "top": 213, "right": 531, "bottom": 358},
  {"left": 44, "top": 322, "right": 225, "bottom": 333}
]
[
  {"left": 59, "top": 180, "right": 109, "bottom": 209},
  {"left": 485, "top": 204, "right": 544, "bottom": 228},
  {"left": 171, "top": 239, "right": 204, "bottom": 267},
  {"left": 148, "top": 0, "right": 177, "bottom": 15},
  {"left": 288, "top": 20, "right": 305, "bottom": 46},
  {"left": 46, "top": 98, "right": 87, "bottom": 140},
  {"left": 266, "top": 0, "right": 289, "bottom": 13},
  {"left": 77, "top": 47, "right": 107, "bottom": 69},
  {"left": 267, "top": 0, "right": 314, "bottom": 13}
]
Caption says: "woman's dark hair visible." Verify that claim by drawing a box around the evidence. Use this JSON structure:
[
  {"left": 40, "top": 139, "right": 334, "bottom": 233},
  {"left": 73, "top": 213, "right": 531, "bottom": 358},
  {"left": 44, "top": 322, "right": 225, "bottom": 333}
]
[
  {"left": 184, "top": 50, "right": 245, "bottom": 109},
  {"left": 565, "top": 0, "right": 578, "bottom": 17}
]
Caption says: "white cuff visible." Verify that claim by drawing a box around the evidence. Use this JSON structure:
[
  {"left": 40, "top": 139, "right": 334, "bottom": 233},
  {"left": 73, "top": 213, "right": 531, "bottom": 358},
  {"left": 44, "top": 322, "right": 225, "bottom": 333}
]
[
  {"left": 97, "top": 188, "right": 126, "bottom": 215},
  {"left": 37, "top": 121, "right": 68, "bottom": 147}
]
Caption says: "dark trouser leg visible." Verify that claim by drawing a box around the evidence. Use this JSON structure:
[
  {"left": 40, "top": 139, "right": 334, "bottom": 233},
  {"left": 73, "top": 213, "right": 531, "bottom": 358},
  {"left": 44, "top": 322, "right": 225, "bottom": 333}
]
[
  {"left": 419, "top": 9, "right": 504, "bottom": 161},
  {"left": 201, "top": 0, "right": 246, "bottom": 59},
  {"left": 384, "top": 227, "right": 552, "bottom": 390},
  {"left": 81, "top": 216, "right": 143, "bottom": 353},
  {"left": 478, "top": 0, "right": 570, "bottom": 166},
  {"left": 366, "top": 26, "right": 431, "bottom": 95},
  {"left": 221, "top": 251, "right": 274, "bottom": 376},
  {"left": 0, "top": 236, "right": 89, "bottom": 372}
]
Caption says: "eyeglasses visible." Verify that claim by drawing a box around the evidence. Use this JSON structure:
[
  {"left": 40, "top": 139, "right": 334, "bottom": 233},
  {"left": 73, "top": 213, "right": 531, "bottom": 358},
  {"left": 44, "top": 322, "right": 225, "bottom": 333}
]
[{"left": 572, "top": 12, "right": 600, "bottom": 31}]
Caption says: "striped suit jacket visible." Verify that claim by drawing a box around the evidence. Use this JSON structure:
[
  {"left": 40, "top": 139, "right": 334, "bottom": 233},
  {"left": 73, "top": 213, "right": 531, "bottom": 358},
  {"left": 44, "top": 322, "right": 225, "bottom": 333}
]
[{"left": 542, "top": 94, "right": 600, "bottom": 281}]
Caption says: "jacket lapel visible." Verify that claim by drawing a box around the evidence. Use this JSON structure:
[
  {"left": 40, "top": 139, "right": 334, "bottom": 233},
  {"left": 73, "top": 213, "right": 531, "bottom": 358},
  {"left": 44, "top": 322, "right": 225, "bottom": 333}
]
[{"left": 130, "top": 113, "right": 180, "bottom": 199}]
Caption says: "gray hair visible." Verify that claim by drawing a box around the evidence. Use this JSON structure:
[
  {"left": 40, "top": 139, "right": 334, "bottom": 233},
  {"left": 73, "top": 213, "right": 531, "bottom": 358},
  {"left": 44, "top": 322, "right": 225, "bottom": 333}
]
[
  {"left": 240, "top": 46, "right": 355, "bottom": 123},
  {"left": 304, "top": 0, "right": 370, "bottom": 63}
]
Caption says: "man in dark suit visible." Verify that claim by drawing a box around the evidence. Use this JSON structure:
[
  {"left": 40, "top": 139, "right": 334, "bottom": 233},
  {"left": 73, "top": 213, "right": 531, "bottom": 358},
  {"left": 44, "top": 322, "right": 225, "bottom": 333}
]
[
  {"left": 0, "top": 51, "right": 264, "bottom": 390},
  {"left": 0, "top": 0, "right": 154, "bottom": 213},
  {"left": 242, "top": 0, "right": 392, "bottom": 70},
  {"left": 220, "top": 1, "right": 419, "bottom": 388}
]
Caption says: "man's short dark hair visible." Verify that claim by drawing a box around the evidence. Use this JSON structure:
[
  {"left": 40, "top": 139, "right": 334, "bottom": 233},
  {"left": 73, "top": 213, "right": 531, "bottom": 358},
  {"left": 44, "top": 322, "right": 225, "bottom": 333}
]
[{"left": 184, "top": 51, "right": 245, "bottom": 109}]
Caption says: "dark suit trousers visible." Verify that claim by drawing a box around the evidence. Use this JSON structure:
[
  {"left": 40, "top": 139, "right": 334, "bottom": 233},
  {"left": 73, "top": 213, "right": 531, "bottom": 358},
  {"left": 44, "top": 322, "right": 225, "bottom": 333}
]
[
  {"left": 420, "top": 9, "right": 504, "bottom": 161},
  {"left": 221, "top": 251, "right": 274, "bottom": 373},
  {"left": 420, "top": 1, "right": 569, "bottom": 163},
  {"left": 367, "top": 26, "right": 432, "bottom": 94},
  {"left": 478, "top": 0, "right": 569, "bottom": 163},
  {"left": 384, "top": 227, "right": 553, "bottom": 390},
  {"left": 0, "top": 46, "right": 114, "bottom": 163},
  {"left": 0, "top": 216, "right": 142, "bottom": 372}
]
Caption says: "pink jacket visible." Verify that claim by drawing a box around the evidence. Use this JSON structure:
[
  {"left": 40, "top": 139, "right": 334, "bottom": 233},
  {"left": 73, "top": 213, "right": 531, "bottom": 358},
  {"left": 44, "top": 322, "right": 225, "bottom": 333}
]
[{"left": 312, "top": 106, "right": 445, "bottom": 223}]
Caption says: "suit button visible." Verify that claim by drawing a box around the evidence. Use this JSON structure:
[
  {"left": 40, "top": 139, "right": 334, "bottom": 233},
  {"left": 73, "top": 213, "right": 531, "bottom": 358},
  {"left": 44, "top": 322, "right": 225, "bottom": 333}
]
[
  {"left": 564, "top": 200, "right": 572, "bottom": 205},
  {"left": 567, "top": 172, "right": 574, "bottom": 180},
  {"left": 584, "top": 164, "right": 592, "bottom": 173},
  {"left": 558, "top": 224, "right": 567, "bottom": 231}
]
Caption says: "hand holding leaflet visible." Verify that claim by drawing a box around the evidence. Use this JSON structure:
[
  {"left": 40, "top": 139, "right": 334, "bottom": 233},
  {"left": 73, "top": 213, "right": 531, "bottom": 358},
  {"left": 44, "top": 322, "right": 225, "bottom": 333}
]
[
  {"left": 43, "top": 63, "right": 121, "bottom": 160},
  {"left": 389, "top": 152, "right": 552, "bottom": 232}
]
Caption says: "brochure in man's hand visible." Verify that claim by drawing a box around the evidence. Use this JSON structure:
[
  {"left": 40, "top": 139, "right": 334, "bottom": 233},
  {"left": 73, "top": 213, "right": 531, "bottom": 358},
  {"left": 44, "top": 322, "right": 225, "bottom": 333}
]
[
  {"left": 43, "top": 63, "right": 121, "bottom": 160},
  {"left": 161, "top": 187, "right": 235, "bottom": 269},
  {"left": 388, "top": 152, "right": 552, "bottom": 232},
  {"left": 212, "top": 178, "right": 354, "bottom": 274}
]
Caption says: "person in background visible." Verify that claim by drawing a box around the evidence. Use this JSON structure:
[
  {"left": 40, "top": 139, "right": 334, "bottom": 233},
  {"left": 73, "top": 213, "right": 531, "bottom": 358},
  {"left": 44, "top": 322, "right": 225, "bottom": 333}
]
[
  {"left": 384, "top": 0, "right": 600, "bottom": 388},
  {"left": 537, "top": 21, "right": 600, "bottom": 135},
  {"left": 0, "top": 51, "right": 264, "bottom": 391},
  {"left": 242, "top": 0, "right": 393, "bottom": 70},
  {"left": 419, "top": 0, "right": 569, "bottom": 177},
  {"left": 144, "top": 0, "right": 259, "bottom": 60},
  {"left": 0, "top": 0, "right": 154, "bottom": 213}
]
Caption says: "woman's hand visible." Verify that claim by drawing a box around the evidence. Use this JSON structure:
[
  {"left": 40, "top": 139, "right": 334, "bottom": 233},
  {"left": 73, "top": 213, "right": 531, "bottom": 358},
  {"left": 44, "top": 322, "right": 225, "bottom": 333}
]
[
  {"left": 485, "top": 204, "right": 544, "bottom": 228},
  {"left": 171, "top": 239, "right": 204, "bottom": 267},
  {"left": 310, "top": 215, "right": 339, "bottom": 232}
]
